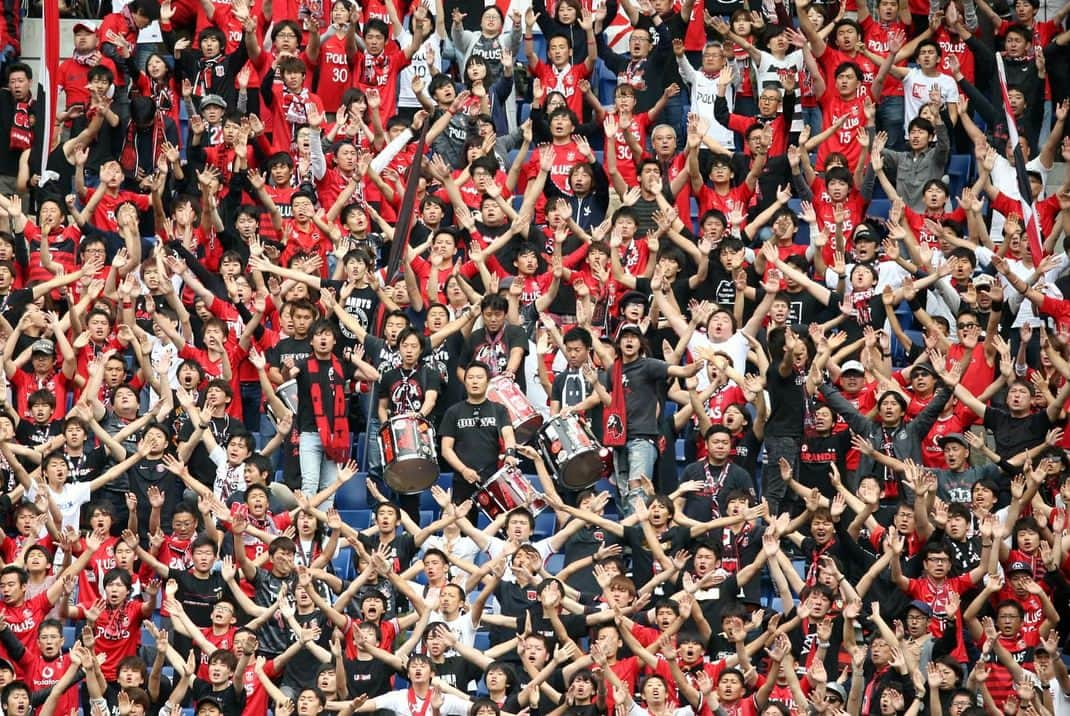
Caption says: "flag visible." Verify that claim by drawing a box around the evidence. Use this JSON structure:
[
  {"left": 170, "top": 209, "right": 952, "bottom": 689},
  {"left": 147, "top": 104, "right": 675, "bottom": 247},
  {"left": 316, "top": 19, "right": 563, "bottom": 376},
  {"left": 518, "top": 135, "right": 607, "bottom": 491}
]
[
  {"left": 995, "top": 53, "right": 1044, "bottom": 264},
  {"left": 38, "top": 0, "right": 60, "bottom": 187},
  {"left": 384, "top": 121, "right": 429, "bottom": 284}
]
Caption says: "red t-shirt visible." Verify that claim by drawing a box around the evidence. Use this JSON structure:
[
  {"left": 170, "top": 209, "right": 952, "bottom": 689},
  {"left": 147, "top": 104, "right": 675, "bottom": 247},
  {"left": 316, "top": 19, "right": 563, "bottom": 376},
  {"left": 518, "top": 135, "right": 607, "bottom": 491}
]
[
  {"left": 0, "top": 593, "right": 53, "bottom": 670},
  {"left": 530, "top": 59, "right": 592, "bottom": 118},
  {"left": 606, "top": 112, "right": 652, "bottom": 188},
  {"left": 83, "top": 187, "right": 151, "bottom": 233},
  {"left": 83, "top": 600, "right": 147, "bottom": 680},
  {"left": 907, "top": 574, "right": 973, "bottom": 661},
  {"left": 315, "top": 33, "right": 355, "bottom": 112},
  {"left": 353, "top": 43, "right": 411, "bottom": 125},
  {"left": 815, "top": 91, "right": 869, "bottom": 171}
]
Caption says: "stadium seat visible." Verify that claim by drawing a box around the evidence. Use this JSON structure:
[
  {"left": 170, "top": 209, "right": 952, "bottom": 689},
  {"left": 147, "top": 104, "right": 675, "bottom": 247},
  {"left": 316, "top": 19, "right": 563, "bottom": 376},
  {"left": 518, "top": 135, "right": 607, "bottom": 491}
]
[
  {"left": 534, "top": 510, "right": 556, "bottom": 539},
  {"left": 474, "top": 631, "right": 491, "bottom": 652},
  {"left": 868, "top": 198, "right": 891, "bottom": 220},
  {"left": 545, "top": 553, "right": 565, "bottom": 574},
  {"left": 336, "top": 472, "right": 368, "bottom": 510},
  {"left": 332, "top": 547, "right": 355, "bottom": 580},
  {"left": 947, "top": 154, "right": 972, "bottom": 200}
]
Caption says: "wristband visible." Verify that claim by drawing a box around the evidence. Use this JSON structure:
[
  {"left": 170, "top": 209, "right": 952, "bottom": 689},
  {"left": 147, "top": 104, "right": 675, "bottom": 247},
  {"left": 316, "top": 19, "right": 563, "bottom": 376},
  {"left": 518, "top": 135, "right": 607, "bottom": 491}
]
[
  {"left": 818, "top": 641, "right": 831, "bottom": 649},
  {"left": 990, "top": 299, "right": 1004, "bottom": 313}
]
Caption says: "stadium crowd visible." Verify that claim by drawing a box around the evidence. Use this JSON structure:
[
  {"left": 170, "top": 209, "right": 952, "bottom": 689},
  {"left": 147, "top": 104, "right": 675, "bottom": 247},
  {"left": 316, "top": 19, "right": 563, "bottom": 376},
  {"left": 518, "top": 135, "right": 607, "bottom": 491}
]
[{"left": 0, "top": 0, "right": 1066, "bottom": 712}]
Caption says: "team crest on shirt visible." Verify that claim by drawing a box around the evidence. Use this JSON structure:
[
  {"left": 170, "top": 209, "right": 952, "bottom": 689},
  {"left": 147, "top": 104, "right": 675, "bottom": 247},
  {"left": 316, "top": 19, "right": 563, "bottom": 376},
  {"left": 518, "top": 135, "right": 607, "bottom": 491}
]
[
  {"left": 526, "top": 590, "right": 537, "bottom": 601},
  {"left": 215, "top": 66, "right": 225, "bottom": 77},
  {"left": 593, "top": 531, "right": 604, "bottom": 541}
]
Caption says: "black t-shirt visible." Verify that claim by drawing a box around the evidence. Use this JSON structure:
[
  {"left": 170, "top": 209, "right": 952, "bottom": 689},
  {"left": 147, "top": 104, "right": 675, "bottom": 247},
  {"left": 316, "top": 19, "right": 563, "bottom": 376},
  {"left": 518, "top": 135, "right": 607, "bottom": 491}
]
[
  {"left": 781, "top": 289, "right": 834, "bottom": 328},
  {"left": 730, "top": 428, "right": 761, "bottom": 476},
  {"left": 294, "top": 353, "right": 355, "bottom": 434},
  {"left": 622, "top": 523, "right": 691, "bottom": 589},
  {"left": 380, "top": 365, "right": 442, "bottom": 417},
  {"left": 460, "top": 324, "right": 528, "bottom": 390},
  {"left": 65, "top": 446, "right": 110, "bottom": 484},
  {"left": 622, "top": 358, "right": 670, "bottom": 438},
  {"left": 346, "top": 655, "right": 397, "bottom": 699},
  {"left": 163, "top": 568, "right": 228, "bottom": 628},
  {"left": 356, "top": 532, "right": 418, "bottom": 576},
  {"left": 798, "top": 430, "right": 851, "bottom": 497},
  {"left": 563, "top": 524, "right": 622, "bottom": 595},
  {"left": 439, "top": 399, "right": 510, "bottom": 482},
  {"left": 432, "top": 655, "right": 482, "bottom": 692},
  {"left": 550, "top": 367, "right": 609, "bottom": 438},
  {"left": 765, "top": 364, "right": 807, "bottom": 439},
  {"left": 190, "top": 678, "right": 246, "bottom": 715},
  {"left": 266, "top": 336, "right": 313, "bottom": 371},
  {"left": 127, "top": 457, "right": 180, "bottom": 536},
  {"left": 679, "top": 460, "right": 755, "bottom": 521},
  {"left": 424, "top": 331, "right": 464, "bottom": 417},
  {"left": 14, "top": 419, "right": 62, "bottom": 451},
  {"left": 983, "top": 406, "right": 1052, "bottom": 457},
  {"left": 323, "top": 281, "right": 380, "bottom": 343},
  {"left": 178, "top": 414, "right": 239, "bottom": 487},
  {"left": 283, "top": 610, "right": 333, "bottom": 690}
]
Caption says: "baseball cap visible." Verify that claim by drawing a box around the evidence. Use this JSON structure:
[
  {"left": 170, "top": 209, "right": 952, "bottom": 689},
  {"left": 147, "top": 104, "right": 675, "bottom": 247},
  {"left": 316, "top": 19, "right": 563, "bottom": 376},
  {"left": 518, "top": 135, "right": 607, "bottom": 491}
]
[
  {"left": 618, "top": 323, "right": 644, "bottom": 337},
  {"left": 911, "top": 361, "right": 935, "bottom": 376},
  {"left": 937, "top": 433, "right": 968, "bottom": 448},
  {"left": 196, "top": 697, "right": 224, "bottom": 714},
  {"left": 825, "top": 682, "right": 847, "bottom": 702},
  {"left": 200, "top": 94, "right": 227, "bottom": 109},
  {"left": 1007, "top": 561, "right": 1032, "bottom": 574},
  {"left": 619, "top": 290, "right": 648, "bottom": 309},
  {"left": 73, "top": 20, "right": 97, "bottom": 33},
  {"left": 840, "top": 360, "right": 865, "bottom": 375},
  {"left": 31, "top": 339, "right": 54, "bottom": 355},
  {"left": 853, "top": 223, "right": 877, "bottom": 242},
  {"left": 973, "top": 274, "right": 995, "bottom": 288},
  {"left": 907, "top": 600, "right": 933, "bottom": 617}
]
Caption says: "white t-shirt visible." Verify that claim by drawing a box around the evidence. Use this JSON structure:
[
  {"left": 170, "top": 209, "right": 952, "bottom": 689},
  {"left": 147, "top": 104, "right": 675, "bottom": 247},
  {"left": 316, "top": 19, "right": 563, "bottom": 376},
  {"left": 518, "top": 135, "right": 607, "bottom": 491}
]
[
  {"left": 209, "top": 446, "right": 245, "bottom": 504},
  {"left": 28, "top": 482, "right": 92, "bottom": 532},
  {"left": 375, "top": 689, "right": 469, "bottom": 716},
  {"left": 688, "top": 330, "right": 747, "bottom": 390},
  {"left": 427, "top": 609, "right": 477, "bottom": 649},
  {"left": 421, "top": 534, "right": 480, "bottom": 566},
  {"left": 398, "top": 32, "right": 442, "bottom": 109},
  {"left": 901, "top": 68, "right": 959, "bottom": 136},
  {"left": 486, "top": 536, "right": 554, "bottom": 582}
]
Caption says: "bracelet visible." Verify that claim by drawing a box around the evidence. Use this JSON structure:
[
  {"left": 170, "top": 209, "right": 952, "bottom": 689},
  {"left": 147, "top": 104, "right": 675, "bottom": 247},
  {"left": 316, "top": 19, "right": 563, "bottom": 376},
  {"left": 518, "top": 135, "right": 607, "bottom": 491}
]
[{"left": 818, "top": 641, "right": 831, "bottom": 648}]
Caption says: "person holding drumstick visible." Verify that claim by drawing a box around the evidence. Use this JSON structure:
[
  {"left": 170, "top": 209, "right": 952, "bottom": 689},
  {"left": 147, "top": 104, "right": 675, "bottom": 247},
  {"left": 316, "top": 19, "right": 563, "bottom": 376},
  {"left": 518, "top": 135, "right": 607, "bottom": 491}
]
[{"left": 440, "top": 361, "right": 519, "bottom": 504}]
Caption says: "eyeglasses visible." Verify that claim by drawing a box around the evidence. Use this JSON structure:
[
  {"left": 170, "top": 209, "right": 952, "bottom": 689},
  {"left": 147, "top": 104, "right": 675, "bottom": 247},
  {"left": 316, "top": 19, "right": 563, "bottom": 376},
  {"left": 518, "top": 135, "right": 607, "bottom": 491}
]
[
  {"left": 275, "top": 31, "right": 298, "bottom": 38},
  {"left": 956, "top": 322, "right": 979, "bottom": 330}
]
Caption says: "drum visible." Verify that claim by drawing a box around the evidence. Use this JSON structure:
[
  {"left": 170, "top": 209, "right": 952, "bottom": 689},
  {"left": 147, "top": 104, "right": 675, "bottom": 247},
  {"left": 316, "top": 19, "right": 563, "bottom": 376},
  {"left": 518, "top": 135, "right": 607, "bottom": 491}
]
[
  {"left": 486, "top": 375, "right": 543, "bottom": 444},
  {"left": 378, "top": 414, "right": 439, "bottom": 493},
  {"left": 537, "top": 414, "right": 607, "bottom": 490},
  {"left": 268, "top": 379, "right": 300, "bottom": 425},
  {"left": 474, "top": 464, "right": 548, "bottom": 520}
]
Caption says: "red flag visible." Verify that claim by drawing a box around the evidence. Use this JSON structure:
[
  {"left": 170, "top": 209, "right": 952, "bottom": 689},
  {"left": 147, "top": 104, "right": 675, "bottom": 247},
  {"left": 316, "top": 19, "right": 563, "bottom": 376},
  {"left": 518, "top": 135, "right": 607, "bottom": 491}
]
[
  {"left": 38, "top": 0, "right": 60, "bottom": 187},
  {"left": 995, "top": 53, "right": 1044, "bottom": 264}
]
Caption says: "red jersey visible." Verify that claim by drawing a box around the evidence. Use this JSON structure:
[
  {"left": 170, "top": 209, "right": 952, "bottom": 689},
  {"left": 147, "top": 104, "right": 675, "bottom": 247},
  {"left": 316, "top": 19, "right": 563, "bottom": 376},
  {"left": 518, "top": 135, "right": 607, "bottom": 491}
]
[
  {"left": 920, "top": 403, "right": 977, "bottom": 469},
  {"left": 530, "top": 59, "right": 591, "bottom": 118},
  {"left": 818, "top": 47, "right": 878, "bottom": 95},
  {"left": 76, "top": 535, "right": 120, "bottom": 605},
  {"left": 85, "top": 600, "right": 147, "bottom": 680},
  {"left": 353, "top": 43, "right": 411, "bottom": 124},
  {"left": 934, "top": 28, "right": 974, "bottom": 83},
  {"left": 10, "top": 369, "right": 69, "bottom": 421},
  {"left": 696, "top": 183, "right": 754, "bottom": 224},
  {"left": 96, "top": 13, "right": 138, "bottom": 85},
  {"left": 26, "top": 652, "right": 78, "bottom": 716},
  {"left": 860, "top": 17, "right": 910, "bottom": 98},
  {"left": 315, "top": 34, "right": 355, "bottom": 112},
  {"left": 815, "top": 91, "right": 868, "bottom": 171},
  {"left": 57, "top": 55, "right": 121, "bottom": 108},
  {"left": 521, "top": 140, "right": 583, "bottom": 222},
  {"left": 83, "top": 188, "right": 151, "bottom": 233},
  {"left": 904, "top": 205, "right": 967, "bottom": 251},
  {"left": 606, "top": 112, "right": 652, "bottom": 188},
  {"left": 0, "top": 593, "right": 53, "bottom": 669},
  {"left": 907, "top": 574, "right": 973, "bottom": 661},
  {"left": 197, "top": 626, "right": 238, "bottom": 679}
]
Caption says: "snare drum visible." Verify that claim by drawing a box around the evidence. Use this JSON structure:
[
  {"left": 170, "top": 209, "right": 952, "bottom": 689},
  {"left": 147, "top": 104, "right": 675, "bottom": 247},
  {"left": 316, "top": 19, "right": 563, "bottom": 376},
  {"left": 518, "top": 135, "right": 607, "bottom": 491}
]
[
  {"left": 486, "top": 375, "right": 543, "bottom": 444},
  {"left": 474, "top": 464, "right": 548, "bottom": 520},
  {"left": 378, "top": 414, "right": 439, "bottom": 493},
  {"left": 537, "top": 414, "right": 606, "bottom": 490},
  {"left": 268, "top": 379, "right": 300, "bottom": 426}
]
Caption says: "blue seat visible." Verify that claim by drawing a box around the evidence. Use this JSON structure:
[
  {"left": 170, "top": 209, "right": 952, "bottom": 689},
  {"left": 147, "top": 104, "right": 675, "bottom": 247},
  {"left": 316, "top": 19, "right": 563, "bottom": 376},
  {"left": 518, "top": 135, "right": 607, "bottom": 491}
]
[
  {"left": 545, "top": 553, "right": 565, "bottom": 574},
  {"left": 675, "top": 439, "right": 686, "bottom": 463},
  {"left": 353, "top": 432, "right": 368, "bottom": 470},
  {"left": 947, "top": 154, "right": 972, "bottom": 200},
  {"left": 534, "top": 511, "right": 556, "bottom": 539},
  {"left": 868, "top": 198, "right": 891, "bottom": 220},
  {"left": 338, "top": 509, "right": 370, "bottom": 530},
  {"left": 419, "top": 510, "right": 434, "bottom": 527},
  {"left": 63, "top": 626, "right": 77, "bottom": 649},
  {"left": 474, "top": 631, "right": 491, "bottom": 652},
  {"left": 336, "top": 473, "right": 368, "bottom": 510},
  {"left": 333, "top": 547, "right": 355, "bottom": 580}
]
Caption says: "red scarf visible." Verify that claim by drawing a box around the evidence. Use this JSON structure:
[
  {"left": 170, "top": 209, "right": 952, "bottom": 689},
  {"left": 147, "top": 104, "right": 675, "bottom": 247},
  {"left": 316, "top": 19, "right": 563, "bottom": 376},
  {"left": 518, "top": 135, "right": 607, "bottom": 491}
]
[
  {"left": 119, "top": 115, "right": 166, "bottom": 175},
  {"left": 603, "top": 360, "right": 627, "bottom": 447},
  {"left": 306, "top": 354, "right": 350, "bottom": 463},
  {"left": 407, "top": 688, "right": 433, "bottom": 716}
]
